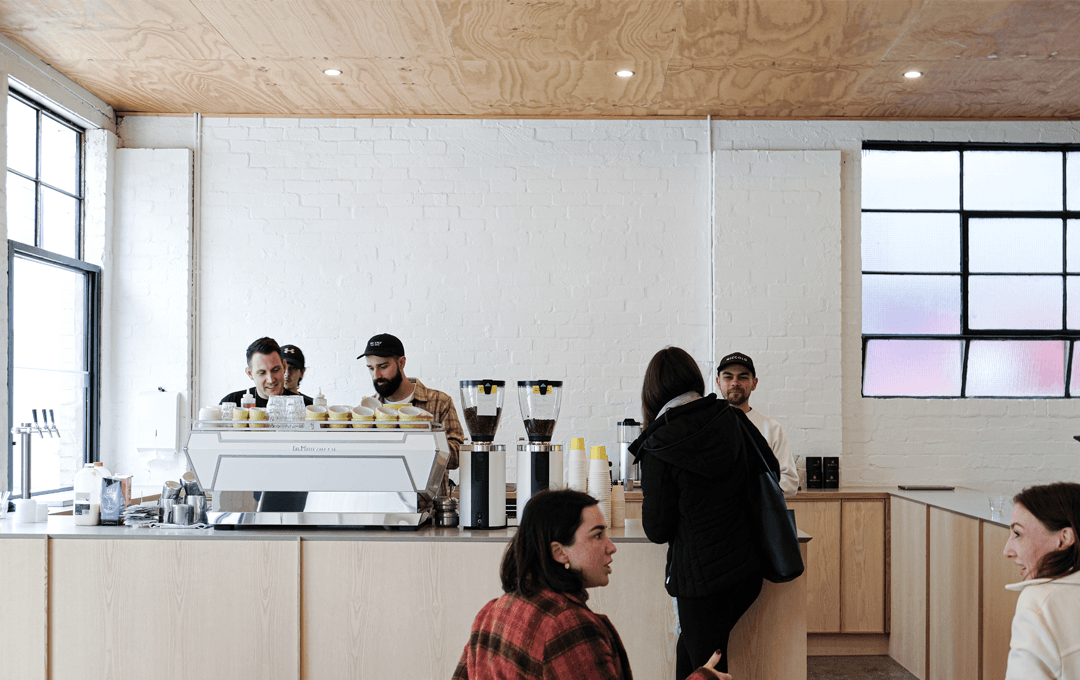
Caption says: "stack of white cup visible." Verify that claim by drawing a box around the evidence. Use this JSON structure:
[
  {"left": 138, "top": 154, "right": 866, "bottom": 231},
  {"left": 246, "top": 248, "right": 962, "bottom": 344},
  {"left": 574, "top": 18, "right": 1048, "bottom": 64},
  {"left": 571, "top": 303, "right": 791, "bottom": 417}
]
[
  {"left": 610, "top": 482, "right": 626, "bottom": 528},
  {"left": 566, "top": 438, "right": 589, "bottom": 493},
  {"left": 588, "top": 446, "right": 613, "bottom": 527}
]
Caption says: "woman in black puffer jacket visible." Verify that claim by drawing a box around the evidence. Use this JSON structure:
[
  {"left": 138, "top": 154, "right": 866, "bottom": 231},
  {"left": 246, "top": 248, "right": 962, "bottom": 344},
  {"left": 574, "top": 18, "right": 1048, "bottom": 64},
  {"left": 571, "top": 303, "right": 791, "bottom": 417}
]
[{"left": 629, "top": 346, "right": 777, "bottom": 677}]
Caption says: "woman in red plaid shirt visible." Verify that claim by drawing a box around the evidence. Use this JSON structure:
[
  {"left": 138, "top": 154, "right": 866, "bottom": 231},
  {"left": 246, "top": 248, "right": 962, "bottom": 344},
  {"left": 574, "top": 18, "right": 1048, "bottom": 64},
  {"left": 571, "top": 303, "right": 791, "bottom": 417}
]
[{"left": 453, "top": 489, "right": 728, "bottom": 679}]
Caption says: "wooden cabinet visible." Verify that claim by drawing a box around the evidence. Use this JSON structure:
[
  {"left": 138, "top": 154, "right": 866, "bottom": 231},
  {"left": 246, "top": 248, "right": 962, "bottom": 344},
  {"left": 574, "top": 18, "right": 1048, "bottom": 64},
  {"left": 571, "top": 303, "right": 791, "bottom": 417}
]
[
  {"left": 842, "top": 500, "right": 886, "bottom": 632},
  {"left": 788, "top": 496, "right": 887, "bottom": 635},
  {"left": 982, "top": 522, "right": 1021, "bottom": 680},
  {"left": 889, "top": 496, "right": 927, "bottom": 679},
  {"left": 788, "top": 500, "right": 841, "bottom": 632},
  {"left": 888, "top": 498, "right": 1023, "bottom": 680}
]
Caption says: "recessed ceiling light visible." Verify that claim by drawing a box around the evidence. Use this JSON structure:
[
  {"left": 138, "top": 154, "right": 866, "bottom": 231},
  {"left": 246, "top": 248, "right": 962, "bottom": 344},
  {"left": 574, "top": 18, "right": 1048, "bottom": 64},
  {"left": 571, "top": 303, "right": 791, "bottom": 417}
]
[
  {"left": 323, "top": 69, "right": 343, "bottom": 76},
  {"left": 616, "top": 70, "right": 634, "bottom": 78},
  {"left": 904, "top": 70, "right": 922, "bottom": 79}
]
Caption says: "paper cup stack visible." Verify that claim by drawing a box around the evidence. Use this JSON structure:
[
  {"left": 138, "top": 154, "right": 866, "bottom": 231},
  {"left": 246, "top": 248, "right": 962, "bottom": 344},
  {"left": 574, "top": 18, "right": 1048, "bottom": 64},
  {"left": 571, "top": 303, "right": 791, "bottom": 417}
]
[
  {"left": 610, "top": 482, "right": 626, "bottom": 528},
  {"left": 588, "top": 446, "right": 613, "bottom": 527},
  {"left": 566, "top": 438, "right": 589, "bottom": 492}
]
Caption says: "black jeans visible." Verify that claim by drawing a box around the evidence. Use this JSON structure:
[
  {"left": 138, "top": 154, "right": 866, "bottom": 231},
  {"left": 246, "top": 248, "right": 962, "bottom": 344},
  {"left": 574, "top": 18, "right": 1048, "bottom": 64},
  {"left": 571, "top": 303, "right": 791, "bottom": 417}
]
[{"left": 675, "top": 574, "right": 763, "bottom": 677}]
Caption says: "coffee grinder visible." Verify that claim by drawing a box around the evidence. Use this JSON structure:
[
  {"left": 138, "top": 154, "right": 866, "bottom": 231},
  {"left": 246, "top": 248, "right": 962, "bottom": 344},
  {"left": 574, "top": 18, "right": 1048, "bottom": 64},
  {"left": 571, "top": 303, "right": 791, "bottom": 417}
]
[
  {"left": 516, "top": 380, "right": 564, "bottom": 517},
  {"left": 458, "top": 380, "right": 507, "bottom": 529},
  {"left": 617, "top": 418, "right": 641, "bottom": 489}
]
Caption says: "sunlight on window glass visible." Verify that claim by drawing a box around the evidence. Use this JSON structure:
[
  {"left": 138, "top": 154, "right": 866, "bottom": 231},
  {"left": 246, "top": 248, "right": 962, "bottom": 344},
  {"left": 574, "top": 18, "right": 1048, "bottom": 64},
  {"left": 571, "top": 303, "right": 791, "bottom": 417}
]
[
  {"left": 1067, "top": 221, "right": 1080, "bottom": 273},
  {"left": 42, "top": 188, "right": 78, "bottom": 259},
  {"left": 863, "top": 274, "right": 961, "bottom": 334},
  {"left": 6, "top": 96, "right": 36, "bottom": 177},
  {"left": 969, "top": 218, "right": 1062, "bottom": 273},
  {"left": 969, "top": 276, "right": 1061, "bottom": 330},
  {"left": 1067, "top": 277, "right": 1080, "bottom": 329},
  {"left": 6, "top": 172, "right": 36, "bottom": 244},
  {"left": 964, "top": 151, "right": 1062, "bottom": 211},
  {"left": 863, "top": 340, "right": 963, "bottom": 397},
  {"left": 1067, "top": 153, "right": 1080, "bottom": 211},
  {"left": 862, "top": 212, "right": 960, "bottom": 272},
  {"left": 41, "top": 115, "right": 78, "bottom": 194},
  {"left": 967, "top": 340, "right": 1065, "bottom": 397},
  {"left": 861, "top": 150, "right": 959, "bottom": 210}
]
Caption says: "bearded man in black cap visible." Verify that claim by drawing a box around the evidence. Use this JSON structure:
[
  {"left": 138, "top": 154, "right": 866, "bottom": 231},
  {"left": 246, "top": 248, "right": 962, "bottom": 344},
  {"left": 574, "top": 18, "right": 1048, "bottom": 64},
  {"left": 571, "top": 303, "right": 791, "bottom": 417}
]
[{"left": 359, "top": 333, "right": 464, "bottom": 473}]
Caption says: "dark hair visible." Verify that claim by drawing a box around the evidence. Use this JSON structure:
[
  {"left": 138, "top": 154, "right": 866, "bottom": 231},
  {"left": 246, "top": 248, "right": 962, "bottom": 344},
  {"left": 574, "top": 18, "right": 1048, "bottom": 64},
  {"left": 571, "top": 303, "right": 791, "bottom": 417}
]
[
  {"left": 246, "top": 337, "right": 283, "bottom": 366},
  {"left": 1014, "top": 482, "right": 1080, "bottom": 579},
  {"left": 640, "top": 346, "right": 705, "bottom": 428},
  {"left": 500, "top": 489, "right": 598, "bottom": 599}
]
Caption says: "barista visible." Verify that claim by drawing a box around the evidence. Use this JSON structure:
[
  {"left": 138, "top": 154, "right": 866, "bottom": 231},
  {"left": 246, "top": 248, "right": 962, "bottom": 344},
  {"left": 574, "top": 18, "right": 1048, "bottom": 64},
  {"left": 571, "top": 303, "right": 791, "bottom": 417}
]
[
  {"left": 359, "top": 333, "right": 464, "bottom": 471},
  {"left": 220, "top": 337, "right": 313, "bottom": 408},
  {"left": 281, "top": 344, "right": 310, "bottom": 399}
]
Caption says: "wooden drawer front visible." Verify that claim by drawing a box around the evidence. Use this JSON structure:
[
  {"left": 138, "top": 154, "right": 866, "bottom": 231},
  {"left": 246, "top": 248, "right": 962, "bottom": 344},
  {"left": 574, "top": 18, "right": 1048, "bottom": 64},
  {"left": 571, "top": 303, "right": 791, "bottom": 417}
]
[
  {"left": 841, "top": 500, "right": 886, "bottom": 632},
  {"left": 789, "top": 500, "right": 841, "bottom": 633},
  {"left": 982, "top": 522, "right": 1021, "bottom": 680},
  {"left": 928, "top": 508, "right": 980, "bottom": 680}
]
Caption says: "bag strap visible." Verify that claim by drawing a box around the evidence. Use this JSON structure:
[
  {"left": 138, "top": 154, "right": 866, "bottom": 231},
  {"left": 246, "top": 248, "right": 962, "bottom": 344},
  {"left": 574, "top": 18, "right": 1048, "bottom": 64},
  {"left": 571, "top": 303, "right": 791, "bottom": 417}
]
[{"left": 735, "top": 413, "right": 777, "bottom": 480}]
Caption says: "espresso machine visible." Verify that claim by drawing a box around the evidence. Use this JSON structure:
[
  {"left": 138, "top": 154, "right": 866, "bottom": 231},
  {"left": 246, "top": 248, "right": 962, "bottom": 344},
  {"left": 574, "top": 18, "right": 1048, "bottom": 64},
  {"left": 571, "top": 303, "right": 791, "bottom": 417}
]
[
  {"left": 458, "top": 380, "right": 507, "bottom": 529},
  {"left": 516, "top": 380, "right": 564, "bottom": 516}
]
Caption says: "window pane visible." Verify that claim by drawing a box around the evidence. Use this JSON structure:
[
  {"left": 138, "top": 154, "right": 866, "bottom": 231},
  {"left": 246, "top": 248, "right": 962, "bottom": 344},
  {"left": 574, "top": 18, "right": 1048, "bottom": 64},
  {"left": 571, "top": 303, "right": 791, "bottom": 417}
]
[
  {"left": 862, "top": 150, "right": 959, "bottom": 210},
  {"left": 969, "top": 276, "right": 1061, "bottom": 330},
  {"left": 1071, "top": 342, "right": 1080, "bottom": 396},
  {"left": 6, "top": 171, "right": 37, "bottom": 244},
  {"left": 969, "top": 218, "right": 1063, "bottom": 273},
  {"left": 11, "top": 256, "right": 88, "bottom": 496},
  {"left": 40, "top": 115, "right": 79, "bottom": 194},
  {"left": 42, "top": 187, "right": 79, "bottom": 258},
  {"left": 6, "top": 96, "right": 36, "bottom": 177},
  {"left": 863, "top": 339, "right": 963, "bottom": 397},
  {"left": 862, "top": 212, "right": 960, "bottom": 272},
  {"left": 1068, "top": 220, "right": 1080, "bottom": 273},
  {"left": 964, "top": 151, "right": 1063, "bottom": 210},
  {"left": 863, "top": 274, "right": 961, "bottom": 334},
  {"left": 1068, "top": 152, "right": 1080, "bottom": 210},
  {"left": 967, "top": 340, "right": 1065, "bottom": 397},
  {"left": 1068, "top": 276, "right": 1080, "bottom": 329}
]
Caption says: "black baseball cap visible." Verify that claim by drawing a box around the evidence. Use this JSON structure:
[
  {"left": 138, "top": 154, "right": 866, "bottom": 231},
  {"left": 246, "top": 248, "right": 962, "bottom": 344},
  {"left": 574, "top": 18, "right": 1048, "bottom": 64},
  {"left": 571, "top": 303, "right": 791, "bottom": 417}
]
[
  {"left": 358, "top": 333, "right": 405, "bottom": 359},
  {"left": 280, "top": 344, "right": 305, "bottom": 370},
  {"left": 718, "top": 352, "right": 756, "bottom": 377}
]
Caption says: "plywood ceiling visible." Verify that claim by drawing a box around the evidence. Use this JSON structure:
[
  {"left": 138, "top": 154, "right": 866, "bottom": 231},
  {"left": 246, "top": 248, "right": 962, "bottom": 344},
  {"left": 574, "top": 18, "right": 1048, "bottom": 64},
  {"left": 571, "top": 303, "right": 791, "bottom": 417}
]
[{"left": 2, "top": 0, "right": 1079, "bottom": 119}]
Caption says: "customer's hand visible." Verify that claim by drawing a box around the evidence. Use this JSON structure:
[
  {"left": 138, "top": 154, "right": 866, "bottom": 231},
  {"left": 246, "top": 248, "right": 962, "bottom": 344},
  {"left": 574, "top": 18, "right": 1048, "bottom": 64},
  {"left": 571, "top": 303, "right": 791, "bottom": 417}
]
[{"left": 698, "top": 650, "right": 732, "bottom": 680}]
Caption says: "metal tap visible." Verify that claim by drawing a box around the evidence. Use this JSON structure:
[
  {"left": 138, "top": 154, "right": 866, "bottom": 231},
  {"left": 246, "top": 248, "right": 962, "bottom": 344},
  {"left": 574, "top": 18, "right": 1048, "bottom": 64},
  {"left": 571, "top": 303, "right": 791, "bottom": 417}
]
[
  {"left": 31, "top": 409, "right": 46, "bottom": 438},
  {"left": 11, "top": 422, "right": 34, "bottom": 498},
  {"left": 47, "top": 409, "right": 60, "bottom": 437}
]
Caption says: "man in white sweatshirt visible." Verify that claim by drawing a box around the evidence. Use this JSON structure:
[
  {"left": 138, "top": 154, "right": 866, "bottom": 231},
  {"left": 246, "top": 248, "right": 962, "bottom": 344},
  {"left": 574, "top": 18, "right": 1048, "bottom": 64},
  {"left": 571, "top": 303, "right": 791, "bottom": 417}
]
[{"left": 716, "top": 352, "right": 799, "bottom": 498}]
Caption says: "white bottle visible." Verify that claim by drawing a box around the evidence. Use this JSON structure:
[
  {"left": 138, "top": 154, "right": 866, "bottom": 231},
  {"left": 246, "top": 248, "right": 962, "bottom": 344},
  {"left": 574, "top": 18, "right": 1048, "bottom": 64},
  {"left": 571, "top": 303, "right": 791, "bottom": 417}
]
[
  {"left": 73, "top": 461, "right": 112, "bottom": 526},
  {"left": 241, "top": 390, "right": 256, "bottom": 410},
  {"left": 314, "top": 388, "right": 327, "bottom": 409}
]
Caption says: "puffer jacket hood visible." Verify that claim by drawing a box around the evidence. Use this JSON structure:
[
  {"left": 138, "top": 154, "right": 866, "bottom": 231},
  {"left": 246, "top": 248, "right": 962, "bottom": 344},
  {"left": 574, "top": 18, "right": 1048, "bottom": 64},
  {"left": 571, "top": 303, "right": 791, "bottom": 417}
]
[{"left": 632, "top": 395, "right": 746, "bottom": 479}]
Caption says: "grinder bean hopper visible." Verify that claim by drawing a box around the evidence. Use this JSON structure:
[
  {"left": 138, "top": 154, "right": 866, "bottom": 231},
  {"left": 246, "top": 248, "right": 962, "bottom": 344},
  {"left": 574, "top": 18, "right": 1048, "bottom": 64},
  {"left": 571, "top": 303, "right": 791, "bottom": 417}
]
[
  {"left": 516, "top": 381, "right": 564, "bottom": 517},
  {"left": 458, "top": 380, "right": 507, "bottom": 529}
]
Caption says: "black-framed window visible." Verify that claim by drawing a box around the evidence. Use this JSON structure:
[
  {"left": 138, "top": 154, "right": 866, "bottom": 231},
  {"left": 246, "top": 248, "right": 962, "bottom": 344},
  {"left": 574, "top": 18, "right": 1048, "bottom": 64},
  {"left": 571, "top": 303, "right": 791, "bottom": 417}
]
[
  {"left": 6, "top": 90, "right": 99, "bottom": 499},
  {"left": 861, "top": 142, "right": 1080, "bottom": 398}
]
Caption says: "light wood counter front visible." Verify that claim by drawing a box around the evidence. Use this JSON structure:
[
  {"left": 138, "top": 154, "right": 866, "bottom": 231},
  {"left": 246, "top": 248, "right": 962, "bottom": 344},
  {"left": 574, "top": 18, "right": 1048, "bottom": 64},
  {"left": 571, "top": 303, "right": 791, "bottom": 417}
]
[{"left": 2, "top": 517, "right": 808, "bottom": 680}]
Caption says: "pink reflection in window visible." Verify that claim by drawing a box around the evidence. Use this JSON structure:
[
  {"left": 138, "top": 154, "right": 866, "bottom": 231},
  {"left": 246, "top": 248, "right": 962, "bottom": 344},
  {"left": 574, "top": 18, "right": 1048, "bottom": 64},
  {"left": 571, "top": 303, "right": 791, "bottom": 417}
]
[
  {"left": 863, "top": 275, "right": 961, "bottom": 335},
  {"left": 863, "top": 340, "right": 963, "bottom": 397},
  {"left": 967, "top": 341, "right": 1065, "bottom": 397}
]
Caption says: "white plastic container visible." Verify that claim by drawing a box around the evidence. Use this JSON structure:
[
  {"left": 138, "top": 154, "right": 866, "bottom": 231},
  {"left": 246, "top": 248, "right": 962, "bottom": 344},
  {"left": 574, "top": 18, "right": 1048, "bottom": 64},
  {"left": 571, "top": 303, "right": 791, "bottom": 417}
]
[
  {"left": 240, "top": 391, "right": 256, "bottom": 410},
  {"left": 73, "top": 461, "right": 112, "bottom": 526}
]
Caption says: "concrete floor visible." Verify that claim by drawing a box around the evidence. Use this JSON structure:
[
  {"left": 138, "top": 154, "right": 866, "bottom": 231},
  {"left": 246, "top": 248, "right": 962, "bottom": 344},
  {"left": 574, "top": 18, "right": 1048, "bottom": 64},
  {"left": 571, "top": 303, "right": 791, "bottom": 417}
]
[{"left": 807, "top": 656, "right": 919, "bottom": 680}]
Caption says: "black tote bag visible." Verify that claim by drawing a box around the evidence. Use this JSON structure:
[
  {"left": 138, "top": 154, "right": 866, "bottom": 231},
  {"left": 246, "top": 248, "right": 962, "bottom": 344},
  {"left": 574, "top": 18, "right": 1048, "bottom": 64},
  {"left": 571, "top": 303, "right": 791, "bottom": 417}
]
[{"left": 738, "top": 418, "right": 805, "bottom": 583}]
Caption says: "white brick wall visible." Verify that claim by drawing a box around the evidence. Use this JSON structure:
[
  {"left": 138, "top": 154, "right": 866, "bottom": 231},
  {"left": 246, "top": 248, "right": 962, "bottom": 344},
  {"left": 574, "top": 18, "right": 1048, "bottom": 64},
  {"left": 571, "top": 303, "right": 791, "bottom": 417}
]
[
  {"left": 102, "top": 148, "right": 192, "bottom": 485},
  {"left": 714, "top": 150, "right": 843, "bottom": 460},
  {"left": 113, "top": 116, "right": 1080, "bottom": 493}
]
